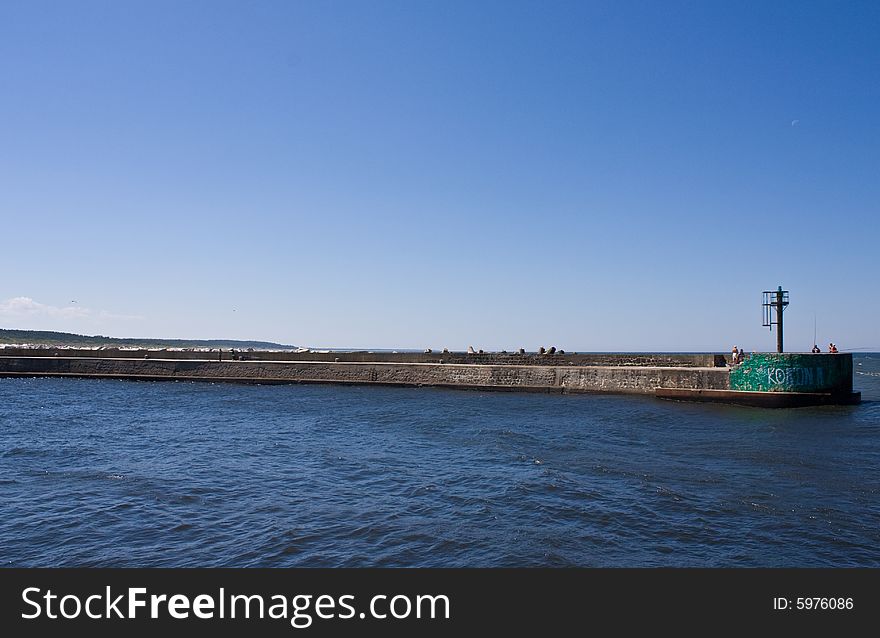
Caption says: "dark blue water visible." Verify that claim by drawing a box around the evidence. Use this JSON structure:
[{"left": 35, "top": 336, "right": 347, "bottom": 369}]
[{"left": 2, "top": 355, "right": 879, "bottom": 567}]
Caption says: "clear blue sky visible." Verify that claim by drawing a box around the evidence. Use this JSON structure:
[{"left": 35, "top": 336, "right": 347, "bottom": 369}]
[{"left": 1, "top": 0, "right": 877, "bottom": 351}]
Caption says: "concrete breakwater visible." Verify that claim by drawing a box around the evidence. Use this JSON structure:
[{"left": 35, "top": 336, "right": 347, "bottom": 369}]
[
  {"left": 0, "top": 355, "right": 728, "bottom": 394},
  {"left": 0, "top": 350, "right": 859, "bottom": 406}
]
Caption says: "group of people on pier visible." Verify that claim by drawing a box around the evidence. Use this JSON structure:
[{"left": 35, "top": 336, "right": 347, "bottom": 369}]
[
  {"left": 814, "top": 343, "right": 838, "bottom": 353},
  {"left": 731, "top": 343, "right": 839, "bottom": 361},
  {"left": 731, "top": 346, "right": 746, "bottom": 365}
]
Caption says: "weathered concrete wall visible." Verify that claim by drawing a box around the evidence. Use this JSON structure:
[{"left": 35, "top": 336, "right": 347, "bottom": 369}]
[
  {"left": 0, "top": 347, "right": 723, "bottom": 368},
  {"left": 558, "top": 366, "right": 730, "bottom": 393},
  {"left": 0, "top": 356, "right": 730, "bottom": 395},
  {"left": 729, "top": 353, "right": 853, "bottom": 393}
]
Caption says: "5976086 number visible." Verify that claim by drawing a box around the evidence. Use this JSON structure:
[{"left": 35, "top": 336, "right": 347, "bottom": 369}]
[{"left": 796, "top": 597, "right": 853, "bottom": 610}]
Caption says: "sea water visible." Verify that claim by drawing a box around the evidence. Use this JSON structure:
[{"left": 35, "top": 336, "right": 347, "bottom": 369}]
[{"left": 1, "top": 355, "right": 878, "bottom": 566}]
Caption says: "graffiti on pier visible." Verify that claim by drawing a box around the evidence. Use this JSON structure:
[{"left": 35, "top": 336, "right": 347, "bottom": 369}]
[{"left": 729, "top": 353, "right": 851, "bottom": 393}]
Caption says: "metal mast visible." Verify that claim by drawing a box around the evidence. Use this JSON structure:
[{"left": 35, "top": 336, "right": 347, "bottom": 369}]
[{"left": 762, "top": 286, "right": 789, "bottom": 353}]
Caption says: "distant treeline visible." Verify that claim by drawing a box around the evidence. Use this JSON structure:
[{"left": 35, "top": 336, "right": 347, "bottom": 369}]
[{"left": 0, "top": 328, "right": 296, "bottom": 350}]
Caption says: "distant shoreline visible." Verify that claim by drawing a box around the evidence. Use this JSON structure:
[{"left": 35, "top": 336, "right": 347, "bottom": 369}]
[{"left": 0, "top": 328, "right": 295, "bottom": 351}]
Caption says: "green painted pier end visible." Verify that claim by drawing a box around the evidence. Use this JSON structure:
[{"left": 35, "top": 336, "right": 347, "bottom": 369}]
[{"left": 657, "top": 352, "right": 860, "bottom": 407}]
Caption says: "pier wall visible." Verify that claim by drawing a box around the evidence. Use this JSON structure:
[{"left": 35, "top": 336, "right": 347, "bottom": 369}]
[
  {"left": 0, "top": 356, "right": 730, "bottom": 395},
  {"left": 0, "top": 353, "right": 855, "bottom": 404}
]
